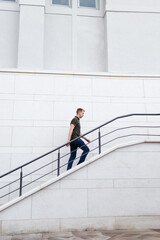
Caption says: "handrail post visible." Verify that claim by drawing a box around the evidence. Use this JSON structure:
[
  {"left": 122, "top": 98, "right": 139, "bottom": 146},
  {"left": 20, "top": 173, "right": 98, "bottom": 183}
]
[
  {"left": 57, "top": 149, "right": 60, "bottom": 176},
  {"left": 98, "top": 128, "right": 101, "bottom": 154},
  {"left": 19, "top": 167, "right": 23, "bottom": 197}
]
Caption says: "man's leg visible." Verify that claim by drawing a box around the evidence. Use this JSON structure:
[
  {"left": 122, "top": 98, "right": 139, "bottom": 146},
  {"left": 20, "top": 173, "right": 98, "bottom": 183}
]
[
  {"left": 76, "top": 139, "right": 90, "bottom": 165},
  {"left": 67, "top": 143, "right": 77, "bottom": 170}
]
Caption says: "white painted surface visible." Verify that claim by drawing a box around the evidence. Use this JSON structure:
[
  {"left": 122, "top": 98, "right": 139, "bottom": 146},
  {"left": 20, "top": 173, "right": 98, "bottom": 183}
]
[
  {"left": 44, "top": 14, "right": 72, "bottom": 71},
  {"left": 0, "top": 11, "right": 19, "bottom": 68},
  {"left": 0, "top": 0, "right": 160, "bottom": 232},
  {"left": 106, "top": 0, "right": 160, "bottom": 12},
  {"left": 1, "top": 0, "right": 160, "bottom": 73},
  {"left": 0, "top": 142, "right": 160, "bottom": 234},
  {"left": 0, "top": 70, "right": 160, "bottom": 206},
  {"left": 76, "top": 16, "right": 106, "bottom": 72},
  {"left": 107, "top": 11, "right": 160, "bottom": 74},
  {"left": 44, "top": 0, "right": 105, "bottom": 72},
  {"left": 18, "top": 2, "right": 45, "bottom": 69},
  {"left": 19, "top": 0, "right": 45, "bottom": 6}
]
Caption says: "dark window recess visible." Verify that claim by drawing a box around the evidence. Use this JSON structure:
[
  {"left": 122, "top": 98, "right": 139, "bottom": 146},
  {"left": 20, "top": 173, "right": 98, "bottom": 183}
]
[
  {"left": 79, "top": 0, "right": 97, "bottom": 8},
  {"left": 52, "top": 0, "right": 70, "bottom": 6}
]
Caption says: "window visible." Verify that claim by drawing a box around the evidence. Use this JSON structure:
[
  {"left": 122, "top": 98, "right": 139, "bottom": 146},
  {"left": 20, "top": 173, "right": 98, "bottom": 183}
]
[
  {"left": 78, "top": 0, "right": 98, "bottom": 8},
  {"left": 52, "top": 0, "right": 70, "bottom": 6},
  {"left": 0, "top": 0, "right": 16, "bottom": 1}
]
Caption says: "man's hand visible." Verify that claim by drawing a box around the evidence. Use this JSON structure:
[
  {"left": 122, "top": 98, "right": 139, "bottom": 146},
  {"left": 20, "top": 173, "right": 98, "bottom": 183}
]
[
  {"left": 66, "top": 140, "right": 70, "bottom": 147},
  {"left": 82, "top": 135, "right": 91, "bottom": 143}
]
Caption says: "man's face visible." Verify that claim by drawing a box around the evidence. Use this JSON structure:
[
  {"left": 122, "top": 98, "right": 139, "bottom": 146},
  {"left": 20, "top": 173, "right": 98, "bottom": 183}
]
[{"left": 79, "top": 110, "right": 85, "bottom": 118}]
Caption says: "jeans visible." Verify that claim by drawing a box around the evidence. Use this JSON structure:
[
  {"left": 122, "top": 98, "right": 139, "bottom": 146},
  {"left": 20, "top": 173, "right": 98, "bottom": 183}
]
[{"left": 67, "top": 138, "right": 90, "bottom": 170}]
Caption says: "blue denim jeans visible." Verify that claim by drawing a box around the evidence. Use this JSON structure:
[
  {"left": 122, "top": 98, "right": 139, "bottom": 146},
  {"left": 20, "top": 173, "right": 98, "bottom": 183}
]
[{"left": 67, "top": 138, "right": 90, "bottom": 170}]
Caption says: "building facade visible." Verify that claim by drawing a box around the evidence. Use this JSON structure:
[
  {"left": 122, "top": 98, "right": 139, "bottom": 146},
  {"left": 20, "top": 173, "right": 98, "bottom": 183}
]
[
  {"left": 1, "top": 0, "right": 160, "bottom": 73},
  {"left": 1, "top": 0, "right": 160, "bottom": 234}
]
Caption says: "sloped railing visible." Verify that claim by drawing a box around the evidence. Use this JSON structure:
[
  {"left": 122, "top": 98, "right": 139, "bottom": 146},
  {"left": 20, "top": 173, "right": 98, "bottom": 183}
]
[{"left": 1, "top": 113, "right": 160, "bottom": 203}]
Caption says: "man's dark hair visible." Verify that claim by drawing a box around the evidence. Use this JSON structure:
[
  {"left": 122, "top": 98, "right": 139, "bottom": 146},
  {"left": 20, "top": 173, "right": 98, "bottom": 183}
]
[{"left": 76, "top": 108, "right": 85, "bottom": 114}]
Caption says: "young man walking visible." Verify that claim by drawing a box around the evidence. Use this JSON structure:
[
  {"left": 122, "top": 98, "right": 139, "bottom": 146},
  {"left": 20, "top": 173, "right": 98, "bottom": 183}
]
[{"left": 67, "top": 108, "right": 90, "bottom": 170}]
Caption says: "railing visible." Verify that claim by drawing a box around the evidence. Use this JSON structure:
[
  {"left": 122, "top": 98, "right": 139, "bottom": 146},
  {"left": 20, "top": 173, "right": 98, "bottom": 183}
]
[{"left": 1, "top": 113, "right": 160, "bottom": 203}]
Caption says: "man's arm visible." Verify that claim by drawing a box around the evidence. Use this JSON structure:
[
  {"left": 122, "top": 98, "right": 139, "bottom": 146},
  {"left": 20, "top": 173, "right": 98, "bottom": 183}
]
[
  {"left": 81, "top": 133, "right": 91, "bottom": 143},
  {"left": 66, "top": 124, "right": 75, "bottom": 147}
]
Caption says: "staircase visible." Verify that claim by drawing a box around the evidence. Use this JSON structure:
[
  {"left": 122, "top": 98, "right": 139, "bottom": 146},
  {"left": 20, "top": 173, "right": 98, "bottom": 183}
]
[
  {"left": 1, "top": 113, "right": 160, "bottom": 234},
  {"left": 1, "top": 113, "right": 160, "bottom": 207}
]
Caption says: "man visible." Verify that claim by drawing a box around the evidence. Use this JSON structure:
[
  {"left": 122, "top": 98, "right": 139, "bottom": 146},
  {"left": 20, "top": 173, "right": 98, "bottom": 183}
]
[{"left": 67, "top": 108, "right": 90, "bottom": 170}]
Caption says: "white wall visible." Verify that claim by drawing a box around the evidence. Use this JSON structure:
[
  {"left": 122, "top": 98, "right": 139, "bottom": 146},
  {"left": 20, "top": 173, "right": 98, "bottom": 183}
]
[
  {"left": 0, "top": 8, "right": 19, "bottom": 68},
  {"left": 18, "top": 0, "right": 45, "bottom": 69},
  {"left": 106, "top": 12, "right": 160, "bottom": 74},
  {"left": 1, "top": 70, "right": 160, "bottom": 205},
  {"left": 44, "top": 0, "right": 106, "bottom": 72},
  {"left": 77, "top": 16, "right": 106, "bottom": 72},
  {"left": 1, "top": 142, "right": 160, "bottom": 234},
  {"left": 106, "top": 0, "right": 160, "bottom": 74},
  {"left": 0, "top": 0, "right": 106, "bottom": 71},
  {"left": 1, "top": 0, "right": 160, "bottom": 73},
  {"left": 44, "top": 14, "right": 72, "bottom": 71},
  {"left": 45, "top": 13, "right": 106, "bottom": 72}
]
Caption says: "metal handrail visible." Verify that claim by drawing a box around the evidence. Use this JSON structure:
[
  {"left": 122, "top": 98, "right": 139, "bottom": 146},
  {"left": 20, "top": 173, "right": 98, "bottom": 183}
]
[
  {"left": 0, "top": 113, "right": 160, "bottom": 200},
  {"left": 0, "top": 113, "right": 160, "bottom": 179}
]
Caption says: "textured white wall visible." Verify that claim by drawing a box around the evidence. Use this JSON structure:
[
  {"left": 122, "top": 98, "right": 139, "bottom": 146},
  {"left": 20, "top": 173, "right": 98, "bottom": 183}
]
[
  {"left": 0, "top": 10, "right": 19, "bottom": 68},
  {"left": 44, "top": 14, "right": 72, "bottom": 71},
  {"left": 107, "top": 12, "right": 160, "bottom": 74},
  {"left": 106, "top": 0, "right": 160, "bottom": 74},
  {"left": 0, "top": 0, "right": 106, "bottom": 71},
  {"left": 44, "top": 0, "right": 106, "bottom": 72},
  {"left": 1, "top": 70, "right": 160, "bottom": 204},
  {"left": 18, "top": 1, "right": 45, "bottom": 69},
  {"left": 77, "top": 16, "right": 106, "bottom": 72},
  {"left": 1, "top": 0, "right": 160, "bottom": 73},
  {"left": 1, "top": 143, "right": 160, "bottom": 234}
]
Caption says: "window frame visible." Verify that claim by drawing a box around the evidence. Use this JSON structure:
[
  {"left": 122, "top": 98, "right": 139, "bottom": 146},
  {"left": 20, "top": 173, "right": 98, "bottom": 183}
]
[
  {"left": 78, "top": 0, "right": 98, "bottom": 9},
  {"left": 0, "top": 0, "right": 17, "bottom": 2},
  {"left": 51, "top": 0, "right": 71, "bottom": 7}
]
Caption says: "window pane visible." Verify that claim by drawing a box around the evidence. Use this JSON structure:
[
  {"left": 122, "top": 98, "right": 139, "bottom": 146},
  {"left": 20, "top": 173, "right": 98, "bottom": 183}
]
[
  {"left": 0, "top": 0, "right": 16, "bottom": 1},
  {"left": 52, "top": 0, "right": 69, "bottom": 6},
  {"left": 79, "top": 0, "right": 96, "bottom": 8}
]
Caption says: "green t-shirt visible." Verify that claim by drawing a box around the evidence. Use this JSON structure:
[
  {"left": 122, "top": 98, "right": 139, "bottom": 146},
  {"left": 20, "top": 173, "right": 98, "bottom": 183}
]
[{"left": 70, "top": 116, "right": 81, "bottom": 140}]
